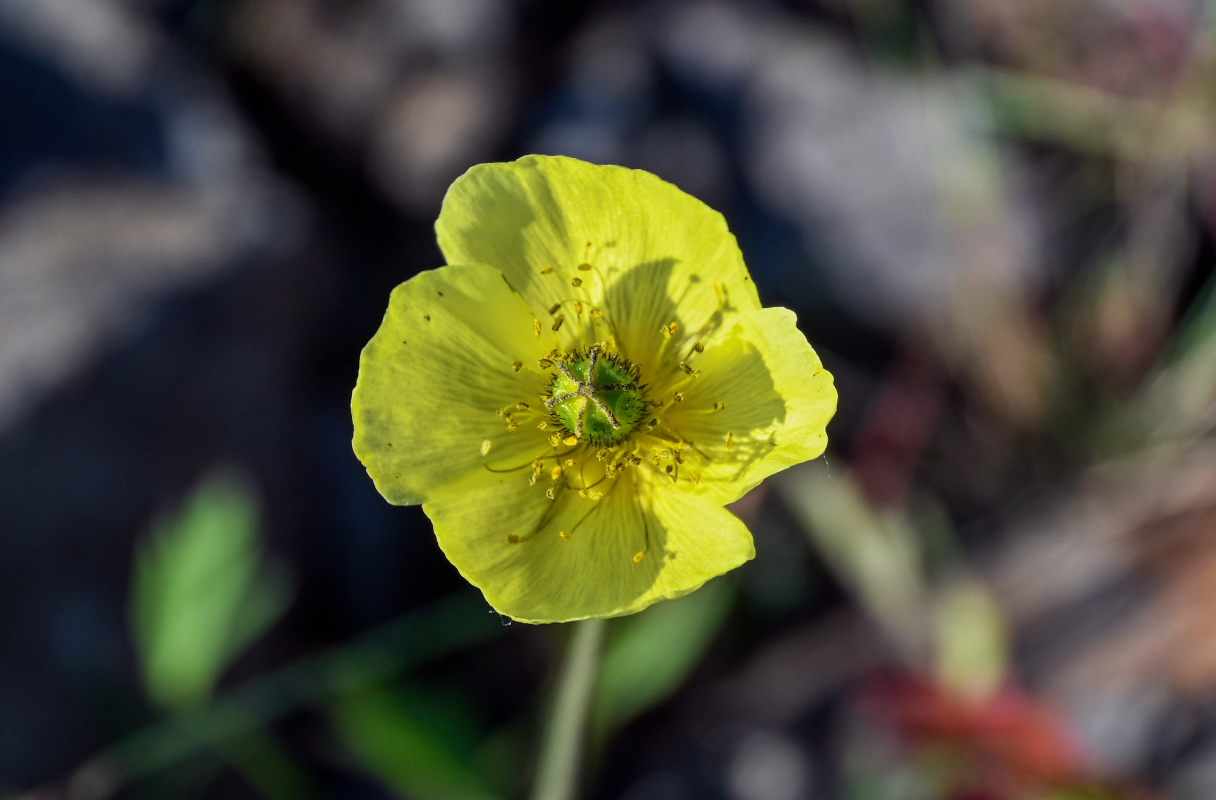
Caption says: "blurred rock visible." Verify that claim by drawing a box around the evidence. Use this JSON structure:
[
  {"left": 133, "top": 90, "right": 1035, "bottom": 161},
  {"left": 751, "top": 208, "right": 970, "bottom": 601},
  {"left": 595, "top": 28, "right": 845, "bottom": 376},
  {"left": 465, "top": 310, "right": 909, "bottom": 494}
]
[{"left": 0, "top": 1, "right": 301, "bottom": 434}]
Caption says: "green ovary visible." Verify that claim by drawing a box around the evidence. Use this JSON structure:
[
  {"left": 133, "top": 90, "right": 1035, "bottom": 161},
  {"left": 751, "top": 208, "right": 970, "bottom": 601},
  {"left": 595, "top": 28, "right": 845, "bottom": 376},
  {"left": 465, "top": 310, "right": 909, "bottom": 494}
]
[{"left": 548, "top": 349, "right": 646, "bottom": 445}]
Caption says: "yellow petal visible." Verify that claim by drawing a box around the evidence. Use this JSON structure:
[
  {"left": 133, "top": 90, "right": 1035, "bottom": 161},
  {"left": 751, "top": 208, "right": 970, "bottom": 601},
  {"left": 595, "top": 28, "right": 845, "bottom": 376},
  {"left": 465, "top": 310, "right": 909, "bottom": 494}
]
[
  {"left": 665, "top": 307, "right": 836, "bottom": 503},
  {"left": 435, "top": 155, "right": 760, "bottom": 371},
  {"left": 423, "top": 470, "right": 754, "bottom": 623},
  {"left": 352, "top": 264, "right": 559, "bottom": 505}
]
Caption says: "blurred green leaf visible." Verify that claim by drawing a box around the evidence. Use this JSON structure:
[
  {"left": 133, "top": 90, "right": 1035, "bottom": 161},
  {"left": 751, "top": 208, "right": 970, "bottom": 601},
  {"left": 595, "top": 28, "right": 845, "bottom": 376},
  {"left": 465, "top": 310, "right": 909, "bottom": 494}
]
[
  {"left": 131, "top": 471, "right": 291, "bottom": 712},
  {"left": 330, "top": 685, "right": 500, "bottom": 800},
  {"left": 933, "top": 579, "right": 1007, "bottom": 700},
  {"left": 777, "top": 465, "right": 926, "bottom": 659},
  {"left": 591, "top": 577, "right": 733, "bottom": 741},
  {"left": 1140, "top": 269, "right": 1216, "bottom": 439}
]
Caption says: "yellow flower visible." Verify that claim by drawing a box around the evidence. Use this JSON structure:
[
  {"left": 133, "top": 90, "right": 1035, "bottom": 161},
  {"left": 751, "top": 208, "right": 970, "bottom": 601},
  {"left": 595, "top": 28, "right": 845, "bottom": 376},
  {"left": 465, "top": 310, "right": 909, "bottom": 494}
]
[{"left": 352, "top": 155, "right": 836, "bottom": 623}]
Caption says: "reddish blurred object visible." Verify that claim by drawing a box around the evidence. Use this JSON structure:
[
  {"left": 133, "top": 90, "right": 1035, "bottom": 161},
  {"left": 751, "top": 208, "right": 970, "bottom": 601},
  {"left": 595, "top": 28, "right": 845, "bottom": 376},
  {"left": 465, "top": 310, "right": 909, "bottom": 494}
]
[
  {"left": 865, "top": 672, "right": 1087, "bottom": 797},
  {"left": 849, "top": 349, "right": 943, "bottom": 508}
]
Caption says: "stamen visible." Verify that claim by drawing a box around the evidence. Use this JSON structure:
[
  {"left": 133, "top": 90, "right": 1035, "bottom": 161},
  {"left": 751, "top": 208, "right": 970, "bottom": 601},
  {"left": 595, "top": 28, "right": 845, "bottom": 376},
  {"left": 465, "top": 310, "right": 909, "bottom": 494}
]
[
  {"left": 533, "top": 319, "right": 542, "bottom": 336},
  {"left": 571, "top": 277, "right": 583, "bottom": 288},
  {"left": 713, "top": 401, "right": 725, "bottom": 411},
  {"left": 577, "top": 263, "right": 593, "bottom": 271},
  {"left": 540, "top": 266, "right": 555, "bottom": 274},
  {"left": 548, "top": 303, "right": 562, "bottom": 315},
  {"left": 512, "top": 361, "right": 523, "bottom": 372},
  {"left": 552, "top": 314, "right": 565, "bottom": 332},
  {"left": 559, "top": 530, "right": 572, "bottom": 540},
  {"left": 480, "top": 440, "right": 492, "bottom": 456}
]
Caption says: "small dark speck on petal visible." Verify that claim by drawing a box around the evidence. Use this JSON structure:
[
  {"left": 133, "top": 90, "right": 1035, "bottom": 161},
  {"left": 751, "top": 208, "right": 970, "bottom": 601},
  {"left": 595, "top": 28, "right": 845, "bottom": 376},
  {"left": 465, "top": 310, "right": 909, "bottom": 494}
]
[
  {"left": 424, "top": 315, "right": 431, "bottom": 322},
  {"left": 437, "top": 291, "right": 444, "bottom": 296}
]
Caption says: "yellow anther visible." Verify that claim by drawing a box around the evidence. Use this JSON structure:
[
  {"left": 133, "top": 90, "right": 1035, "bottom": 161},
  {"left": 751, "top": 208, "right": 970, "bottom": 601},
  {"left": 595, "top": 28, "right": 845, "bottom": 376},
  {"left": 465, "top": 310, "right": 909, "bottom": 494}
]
[
  {"left": 713, "top": 282, "right": 723, "bottom": 298},
  {"left": 545, "top": 487, "right": 556, "bottom": 500},
  {"left": 480, "top": 439, "right": 492, "bottom": 456},
  {"left": 533, "top": 319, "right": 542, "bottom": 336},
  {"left": 590, "top": 308, "right": 604, "bottom": 318},
  {"left": 580, "top": 488, "right": 603, "bottom": 500},
  {"left": 552, "top": 314, "right": 565, "bottom": 332},
  {"left": 516, "top": 402, "right": 530, "bottom": 410},
  {"left": 577, "top": 263, "right": 593, "bottom": 271},
  {"left": 549, "top": 434, "right": 563, "bottom": 447},
  {"left": 538, "top": 421, "right": 548, "bottom": 431},
  {"left": 726, "top": 432, "right": 734, "bottom": 448},
  {"left": 571, "top": 277, "right": 583, "bottom": 288},
  {"left": 507, "top": 423, "right": 519, "bottom": 432},
  {"left": 713, "top": 401, "right": 725, "bottom": 411},
  {"left": 540, "top": 266, "right": 554, "bottom": 274},
  {"left": 673, "top": 392, "right": 684, "bottom": 403},
  {"left": 538, "top": 358, "right": 553, "bottom": 367},
  {"left": 574, "top": 301, "right": 584, "bottom": 315},
  {"left": 550, "top": 465, "right": 563, "bottom": 481},
  {"left": 679, "top": 362, "right": 700, "bottom": 376},
  {"left": 633, "top": 551, "right": 645, "bottom": 563},
  {"left": 564, "top": 458, "right": 575, "bottom": 467},
  {"left": 512, "top": 361, "right": 523, "bottom": 372},
  {"left": 596, "top": 448, "right": 611, "bottom": 461},
  {"left": 562, "top": 435, "right": 579, "bottom": 446},
  {"left": 662, "top": 321, "right": 678, "bottom": 337},
  {"left": 690, "top": 470, "right": 702, "bottom": 484},
  {"left": 559, "top": 530, "right": 572, "bottom": 540},
  {"left": 647, "top": 418, "right": 659, "bottom": 430}
]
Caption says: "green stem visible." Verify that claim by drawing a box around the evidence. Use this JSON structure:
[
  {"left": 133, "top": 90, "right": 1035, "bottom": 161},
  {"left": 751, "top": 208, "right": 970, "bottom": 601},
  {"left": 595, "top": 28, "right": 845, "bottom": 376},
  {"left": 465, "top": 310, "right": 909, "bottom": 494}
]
[{"left": 530, "top": 618, "right": 606, "bottom": 800}]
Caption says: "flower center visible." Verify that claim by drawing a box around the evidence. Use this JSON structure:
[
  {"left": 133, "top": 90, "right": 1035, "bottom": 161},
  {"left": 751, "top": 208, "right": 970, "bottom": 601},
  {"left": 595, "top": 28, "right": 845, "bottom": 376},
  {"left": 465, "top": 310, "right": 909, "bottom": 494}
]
[{"left": 544, "top": 345, "right": 646, "bottom": 446}]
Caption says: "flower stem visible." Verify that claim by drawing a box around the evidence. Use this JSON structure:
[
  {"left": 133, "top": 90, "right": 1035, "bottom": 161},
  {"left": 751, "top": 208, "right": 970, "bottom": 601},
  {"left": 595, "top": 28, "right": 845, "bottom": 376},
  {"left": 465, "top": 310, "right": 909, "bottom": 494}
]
[{"left": 531, "top": 618, "right": 607, "bottom": 800}]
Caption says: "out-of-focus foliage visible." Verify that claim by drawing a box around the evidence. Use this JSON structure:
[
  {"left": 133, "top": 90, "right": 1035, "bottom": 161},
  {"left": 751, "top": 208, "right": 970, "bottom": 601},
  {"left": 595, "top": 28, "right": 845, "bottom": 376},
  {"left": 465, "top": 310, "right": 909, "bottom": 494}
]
[
  {"left": 591, "top": 577, "right": 734, "bottom": 742},
  {"left": 130, "top": 473, "right": 291, "bottom": 712},
  {"left": 330, "top": 685, "right": 503, "bottom": 800}
]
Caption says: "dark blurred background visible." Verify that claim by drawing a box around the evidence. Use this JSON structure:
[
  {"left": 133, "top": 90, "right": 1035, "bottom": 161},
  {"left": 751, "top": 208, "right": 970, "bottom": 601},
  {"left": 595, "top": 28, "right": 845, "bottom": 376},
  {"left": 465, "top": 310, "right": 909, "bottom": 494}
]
[{"left": 4, "top": 1, "right": 1216, "bottom": 799}]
